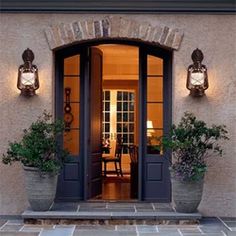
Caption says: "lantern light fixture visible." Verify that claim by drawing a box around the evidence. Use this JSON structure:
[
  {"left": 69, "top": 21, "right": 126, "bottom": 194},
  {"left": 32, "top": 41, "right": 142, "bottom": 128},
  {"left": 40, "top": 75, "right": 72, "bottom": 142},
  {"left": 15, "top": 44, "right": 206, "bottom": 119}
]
[
  {"left": 186, "top": 48, "right": 208, "bottom": 97},
  {"left": 17, "top": 48, "right": 39, "bottom": 96}
]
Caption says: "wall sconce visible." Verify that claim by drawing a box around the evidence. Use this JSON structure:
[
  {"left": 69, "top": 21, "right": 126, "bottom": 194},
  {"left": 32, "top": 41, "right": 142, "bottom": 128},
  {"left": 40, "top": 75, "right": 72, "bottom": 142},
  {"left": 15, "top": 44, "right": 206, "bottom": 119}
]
[
  {"left": 17, "top": 48, "right": 39, "bottom": 96},
  {"left": 186, "top": 48, "right": 208, "bottom": 97}
]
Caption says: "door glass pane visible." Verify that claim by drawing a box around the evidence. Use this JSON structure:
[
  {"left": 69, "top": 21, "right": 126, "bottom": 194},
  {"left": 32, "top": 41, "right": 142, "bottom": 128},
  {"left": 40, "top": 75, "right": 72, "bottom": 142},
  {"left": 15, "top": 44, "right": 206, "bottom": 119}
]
[
  {"left": 129, "top": 124, "right": 134, "bottom": 132},
  {"left": 123, "top": 102, "right": 128, "bottom": 111},
  {"left": 105, "top": 113, "right": 110, "bottom": 122},
  {"left": 117, "top": 102, "right": 122, "bottom": 111},
  {"left": 64, "top": 55, "right": 80, "bottom": 75},
  {"left": 105, "top": 91, "right": 110, "bottom": 100},
  {"left": 147, "top": 55, "right": 163, "bottom": 76},
  {"left": 117, "top": 112, "right": 122, "bottom": 122},
  {"left": 147, "top": 55, "right": 163, "bottom": 154},
  {"left": 65, "top": 103, "right": 80, "bottom": 129},
  {"left": 147, "top": 77, "right": 163, "bottom": 102},
  {"left": 63, "top": 55, "right": 80, "bottom": 156},
  {"left": 147, "top": 129, "right": 163, "bottom": 154},
  {"left": 117, "top": 92, "right": 122, "bottom": 100},
  {"left": 105, "top": 102, "right": 110, "bottom": 111},
  {"left": 129, "top": 102, "right": 135, "bottom": 111},
  {"left": 64, "top": 77, "right": 80, "bottom": 101},
  {"left": 129, "top": 113, "right": 134, "bottom": 122},
  {"left": 147, "top": 103, "right": 163, "bottom": 128},
  {"left": 123, "top": 113, "right": 128, "bottom": 122},
  {"left": 64, "top": 130, "right": 80, "bottom": 155}
]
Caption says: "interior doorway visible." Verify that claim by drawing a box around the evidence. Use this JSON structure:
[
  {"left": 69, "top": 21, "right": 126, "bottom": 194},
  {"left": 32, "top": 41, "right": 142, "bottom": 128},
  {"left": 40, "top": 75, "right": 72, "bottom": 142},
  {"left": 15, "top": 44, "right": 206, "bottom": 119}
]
[
  {"left": 95, "top": 44, "right": 139, "bottom": 200},
  {"left": 55, "top": 41, "right": 172, "bottom": 202}
]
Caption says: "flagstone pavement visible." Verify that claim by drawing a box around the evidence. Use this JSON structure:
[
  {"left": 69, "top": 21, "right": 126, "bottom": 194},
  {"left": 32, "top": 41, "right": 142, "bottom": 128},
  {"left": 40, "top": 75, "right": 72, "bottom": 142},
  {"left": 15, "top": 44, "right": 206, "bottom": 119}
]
[{"left": 0, "top": 217, "right": 236, "bottom": 236}]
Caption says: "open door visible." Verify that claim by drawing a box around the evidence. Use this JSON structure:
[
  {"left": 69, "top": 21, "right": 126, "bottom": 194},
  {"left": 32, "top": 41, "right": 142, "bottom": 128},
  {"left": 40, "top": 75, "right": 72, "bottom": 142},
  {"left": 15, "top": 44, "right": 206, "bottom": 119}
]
[
  {"left": 87, "top": 47, "right": 103, "bottom": 199},
  {"left": 56, "top": 52, "right": 82, "bottom": 201}
]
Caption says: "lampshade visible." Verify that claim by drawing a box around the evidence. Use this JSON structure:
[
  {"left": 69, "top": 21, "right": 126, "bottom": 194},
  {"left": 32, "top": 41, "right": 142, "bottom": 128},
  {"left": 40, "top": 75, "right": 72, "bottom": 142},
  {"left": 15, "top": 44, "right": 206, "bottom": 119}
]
[{"left": 147, "top": 120, "right": 154, "bottom": 137}]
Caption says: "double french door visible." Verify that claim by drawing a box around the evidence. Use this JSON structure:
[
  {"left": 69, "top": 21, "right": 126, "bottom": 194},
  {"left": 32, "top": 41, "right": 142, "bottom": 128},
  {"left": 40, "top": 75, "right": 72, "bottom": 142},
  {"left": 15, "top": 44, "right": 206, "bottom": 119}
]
[{"left": 55, "top": 42, "right": 172, "bottom": 202}]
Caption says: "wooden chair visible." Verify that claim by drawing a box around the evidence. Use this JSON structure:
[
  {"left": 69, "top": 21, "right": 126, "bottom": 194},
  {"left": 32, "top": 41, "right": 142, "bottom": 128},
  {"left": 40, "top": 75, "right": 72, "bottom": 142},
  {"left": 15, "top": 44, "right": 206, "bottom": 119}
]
[
  {"left": 128, "top": 145, "right": 138, "bottom": 198},
  {"left": 102, "top": 142, "right": 123, "bottom": 177},
  {"left": 128, "top": 145, "right": 138, "bottom": 163}
]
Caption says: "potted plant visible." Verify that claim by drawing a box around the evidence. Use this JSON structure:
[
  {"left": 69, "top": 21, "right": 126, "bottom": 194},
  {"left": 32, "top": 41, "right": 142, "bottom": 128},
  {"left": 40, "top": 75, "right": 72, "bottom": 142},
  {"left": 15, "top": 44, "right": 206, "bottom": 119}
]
[
  {"left": 2, "top": 111, "right": 68, "bottom": 211},
  {"left": 159, "top": 112, "right": 228, "bottom": 213}
]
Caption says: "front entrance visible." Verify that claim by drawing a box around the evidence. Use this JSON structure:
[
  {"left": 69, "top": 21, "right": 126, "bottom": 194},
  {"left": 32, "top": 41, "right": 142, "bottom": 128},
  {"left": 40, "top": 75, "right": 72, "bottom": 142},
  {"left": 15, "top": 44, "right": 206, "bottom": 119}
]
[{"left": 55, "top": 41, "right": 172, "bottom": 202}]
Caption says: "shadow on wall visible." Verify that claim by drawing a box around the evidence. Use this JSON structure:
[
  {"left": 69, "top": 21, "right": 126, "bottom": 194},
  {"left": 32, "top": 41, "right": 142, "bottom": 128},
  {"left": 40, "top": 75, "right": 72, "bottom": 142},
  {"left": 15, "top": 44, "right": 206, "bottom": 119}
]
[
  {"left": 0, "top": 163, "right": 29, "bottom": 214},
  {"left": 0, "top": 94, "right": 52, "bottom": 215}
]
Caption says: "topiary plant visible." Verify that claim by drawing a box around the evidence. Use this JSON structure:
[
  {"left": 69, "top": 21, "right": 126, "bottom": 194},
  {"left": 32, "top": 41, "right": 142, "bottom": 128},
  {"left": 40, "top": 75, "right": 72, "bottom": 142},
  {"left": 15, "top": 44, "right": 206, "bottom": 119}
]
[
  {"left": 159, "top": 112, "right": 229, "bottom": 181},
  {"left": 2, "top": 111, "right": 68, "bottom": 173}
]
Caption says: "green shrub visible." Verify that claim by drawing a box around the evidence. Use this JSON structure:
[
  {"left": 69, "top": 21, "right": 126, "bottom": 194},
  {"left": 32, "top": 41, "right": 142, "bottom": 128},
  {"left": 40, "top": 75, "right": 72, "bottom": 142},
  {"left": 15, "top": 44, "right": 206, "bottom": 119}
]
[
  {"left": 159, "top": 112, "right": 229, "bottom": 181},
  {"left": 2, "top": 111, "right": 69, "bottom": 173}
]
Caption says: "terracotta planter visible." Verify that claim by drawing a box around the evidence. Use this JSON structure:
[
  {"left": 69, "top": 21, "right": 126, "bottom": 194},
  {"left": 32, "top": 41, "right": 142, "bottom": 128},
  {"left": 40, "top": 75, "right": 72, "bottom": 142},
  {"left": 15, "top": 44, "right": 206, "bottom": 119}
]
[
  {"left": 23, "top": 166, "right": 58, "bottom": 211},
  {"left": 171, "top": 177, "right": 204, "bottom": 213}
]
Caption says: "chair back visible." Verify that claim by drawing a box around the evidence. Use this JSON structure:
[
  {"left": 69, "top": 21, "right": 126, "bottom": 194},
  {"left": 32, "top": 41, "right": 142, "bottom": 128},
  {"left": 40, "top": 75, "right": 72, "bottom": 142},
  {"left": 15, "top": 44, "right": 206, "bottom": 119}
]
[
  {"left": 115, "top": 142, "right": 123, "bottom": 160},
  {"left": 129, "top": 145, "right": 138, "bottom": 163}
]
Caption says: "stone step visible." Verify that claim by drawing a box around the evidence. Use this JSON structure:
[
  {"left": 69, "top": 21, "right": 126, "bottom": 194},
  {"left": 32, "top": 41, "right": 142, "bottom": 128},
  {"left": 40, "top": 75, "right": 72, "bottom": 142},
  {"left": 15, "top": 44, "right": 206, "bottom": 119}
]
[
  {"left": 22, "top": 211, "right": 201, "bottom": 225},
  {"left": 22, "top": 202, "right": 202, "bottom": 225}
]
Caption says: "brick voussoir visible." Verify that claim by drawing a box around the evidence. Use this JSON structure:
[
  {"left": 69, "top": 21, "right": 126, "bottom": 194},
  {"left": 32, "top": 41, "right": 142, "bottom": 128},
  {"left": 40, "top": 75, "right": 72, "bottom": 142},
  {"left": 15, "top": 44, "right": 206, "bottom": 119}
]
[{"left": 44, "top": 17, "right": 183, "bottom": 50}]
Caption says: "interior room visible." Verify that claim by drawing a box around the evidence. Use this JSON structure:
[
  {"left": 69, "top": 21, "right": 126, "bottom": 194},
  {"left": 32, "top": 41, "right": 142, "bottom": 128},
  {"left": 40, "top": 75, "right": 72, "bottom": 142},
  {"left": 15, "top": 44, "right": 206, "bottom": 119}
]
[{"left": 97, "top": 44, "right": 139, "bottom": 200}]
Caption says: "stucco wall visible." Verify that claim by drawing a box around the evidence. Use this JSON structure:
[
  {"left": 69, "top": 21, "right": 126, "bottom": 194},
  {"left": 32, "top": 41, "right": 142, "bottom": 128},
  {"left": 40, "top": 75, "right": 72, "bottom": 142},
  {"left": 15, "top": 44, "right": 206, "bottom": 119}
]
[{"left": 0, "top": 13, "right": 235, "bottom": 217}]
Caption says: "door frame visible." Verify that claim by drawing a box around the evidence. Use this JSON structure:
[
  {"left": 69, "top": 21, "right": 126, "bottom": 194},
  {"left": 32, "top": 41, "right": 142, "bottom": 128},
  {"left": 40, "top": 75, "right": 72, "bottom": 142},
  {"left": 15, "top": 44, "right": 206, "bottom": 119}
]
[{"left": 55, "top": 39, "right": 172, "bottom": 201}]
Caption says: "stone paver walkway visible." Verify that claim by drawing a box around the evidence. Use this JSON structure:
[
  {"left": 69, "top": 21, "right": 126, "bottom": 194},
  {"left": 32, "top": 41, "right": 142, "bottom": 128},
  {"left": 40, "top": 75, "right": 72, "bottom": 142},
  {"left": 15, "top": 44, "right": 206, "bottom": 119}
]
[{"left": 0, "top": 217, "right": 235, "bottom": 236}]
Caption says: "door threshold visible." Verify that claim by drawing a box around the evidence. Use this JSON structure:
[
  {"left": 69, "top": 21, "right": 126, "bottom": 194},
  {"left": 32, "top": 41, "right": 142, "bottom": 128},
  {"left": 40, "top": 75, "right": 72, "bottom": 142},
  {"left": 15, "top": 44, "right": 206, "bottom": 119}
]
[{"left": 87, "top": 199, "right": 139, "bottom": 203}]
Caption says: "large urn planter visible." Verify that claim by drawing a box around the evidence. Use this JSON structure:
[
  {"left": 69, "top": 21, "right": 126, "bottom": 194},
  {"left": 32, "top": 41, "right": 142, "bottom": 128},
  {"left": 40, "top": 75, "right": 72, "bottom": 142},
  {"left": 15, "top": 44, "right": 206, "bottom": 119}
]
[
  {"left": 2, "top": 112, "right": 69, "bottom": 211},
  {"left": 171, "top": 177, "right": 204, "bottom": 213},
  {"left": 157, "top": 112, "right": 228, "bottom": 214},
  {"left": 23, "top": 166, "right": 58, "bottom": 211}
]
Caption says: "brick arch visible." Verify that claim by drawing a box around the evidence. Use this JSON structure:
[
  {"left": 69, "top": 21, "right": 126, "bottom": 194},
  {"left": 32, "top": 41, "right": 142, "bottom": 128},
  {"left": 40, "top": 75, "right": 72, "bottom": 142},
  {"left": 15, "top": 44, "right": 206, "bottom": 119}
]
[{"left": 45, "top": 16, "right": 184, "bottom": 50}]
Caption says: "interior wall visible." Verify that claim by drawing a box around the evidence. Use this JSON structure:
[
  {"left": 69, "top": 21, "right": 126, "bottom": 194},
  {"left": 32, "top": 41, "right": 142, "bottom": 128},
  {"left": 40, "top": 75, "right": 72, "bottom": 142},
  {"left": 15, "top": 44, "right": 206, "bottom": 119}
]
[{"left": 0, "top": 14, "right": 235, "bottom": 216}]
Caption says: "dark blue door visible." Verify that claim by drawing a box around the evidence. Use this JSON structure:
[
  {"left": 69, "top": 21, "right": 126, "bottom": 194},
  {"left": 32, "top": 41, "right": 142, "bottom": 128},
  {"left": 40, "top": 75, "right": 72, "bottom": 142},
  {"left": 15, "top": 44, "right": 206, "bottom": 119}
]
[
  {"left": 139, "top": 48, "right": 171, "bottom": 202},
  {"left": 56, "top": 51, "right": 83, "bottom": 200}
]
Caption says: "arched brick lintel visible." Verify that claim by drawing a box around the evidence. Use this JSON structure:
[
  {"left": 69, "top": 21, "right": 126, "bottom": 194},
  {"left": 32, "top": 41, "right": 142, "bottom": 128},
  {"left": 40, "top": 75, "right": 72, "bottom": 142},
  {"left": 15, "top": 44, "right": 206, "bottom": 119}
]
[{"left": 44, "top": 16, "right": 184, "bottom": 50}]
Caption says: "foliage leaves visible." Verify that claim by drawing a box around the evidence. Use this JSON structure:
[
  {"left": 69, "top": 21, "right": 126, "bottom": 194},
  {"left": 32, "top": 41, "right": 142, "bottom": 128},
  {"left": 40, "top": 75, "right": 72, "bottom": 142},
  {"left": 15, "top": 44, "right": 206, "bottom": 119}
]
[
  {"left": 2, "top": 111, "right": 69, "bottom": 173},
  {"left": 158, "top": 112, "right": 229, "bottom": 181}
]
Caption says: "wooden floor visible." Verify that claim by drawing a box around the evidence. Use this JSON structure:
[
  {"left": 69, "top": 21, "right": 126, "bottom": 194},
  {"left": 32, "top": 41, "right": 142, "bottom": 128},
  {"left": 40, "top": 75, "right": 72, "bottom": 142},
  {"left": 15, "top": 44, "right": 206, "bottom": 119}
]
[{"left": 97, "top": 175, "right": 133, "bottom": 200}]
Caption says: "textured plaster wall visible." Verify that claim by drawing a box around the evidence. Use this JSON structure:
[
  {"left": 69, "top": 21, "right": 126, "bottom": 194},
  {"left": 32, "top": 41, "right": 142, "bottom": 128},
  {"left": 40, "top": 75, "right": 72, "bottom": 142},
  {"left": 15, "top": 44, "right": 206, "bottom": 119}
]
[{"left": 0, "top": 13, "right": 235, "bottom": 217}]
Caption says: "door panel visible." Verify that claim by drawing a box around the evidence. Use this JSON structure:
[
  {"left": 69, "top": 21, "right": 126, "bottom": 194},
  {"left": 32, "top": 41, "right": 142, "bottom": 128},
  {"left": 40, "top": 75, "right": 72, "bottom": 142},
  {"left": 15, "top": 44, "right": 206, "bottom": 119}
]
[
  {"left": 56, "top": 53, "right": 82, "bottom": 200},
  {"left": 87, "top": 47, "right": 103, "bottom": 199},
  {"left": 141, "top": 49, "right": 171, "bottom": 202}
]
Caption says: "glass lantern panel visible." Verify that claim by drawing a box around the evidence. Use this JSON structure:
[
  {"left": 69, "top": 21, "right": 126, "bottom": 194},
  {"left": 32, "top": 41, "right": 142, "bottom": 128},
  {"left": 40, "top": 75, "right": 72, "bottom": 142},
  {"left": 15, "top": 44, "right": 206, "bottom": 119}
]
[
  {"left": 21, "top": 72, "right": 35, "bottom": 86},
  {"left": 190, "top": 72, "right": 205, "bottom": 85}
]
